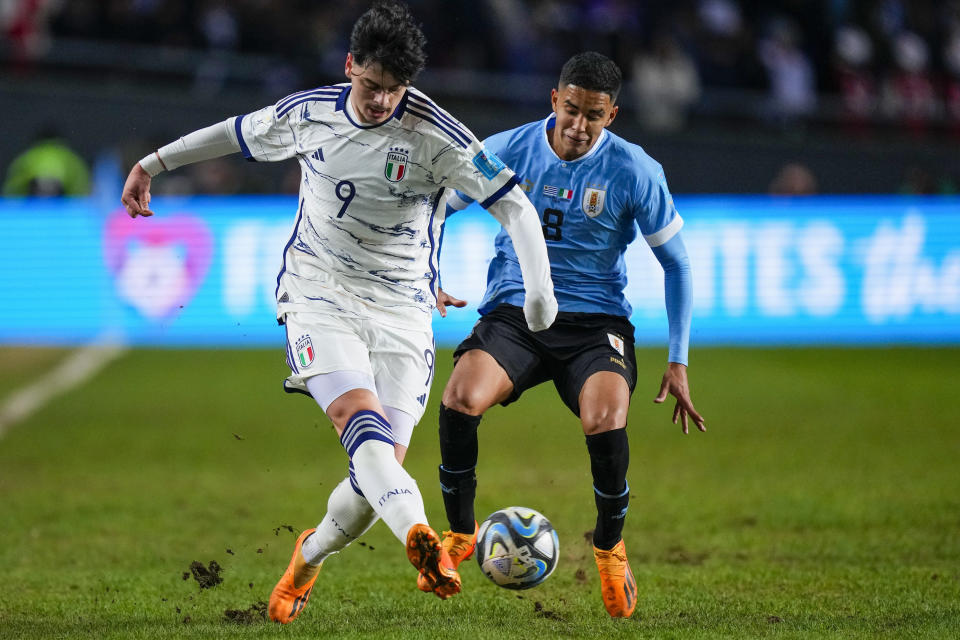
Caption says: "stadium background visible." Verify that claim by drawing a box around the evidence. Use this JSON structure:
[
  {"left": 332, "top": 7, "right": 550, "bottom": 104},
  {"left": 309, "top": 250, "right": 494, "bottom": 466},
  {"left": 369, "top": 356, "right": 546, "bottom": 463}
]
[
  {"left": 1, "top": 2, "right": 959, "bottom": 637},
  {"left": 1, "top": 0, "right": 958, "bottom": 347}
]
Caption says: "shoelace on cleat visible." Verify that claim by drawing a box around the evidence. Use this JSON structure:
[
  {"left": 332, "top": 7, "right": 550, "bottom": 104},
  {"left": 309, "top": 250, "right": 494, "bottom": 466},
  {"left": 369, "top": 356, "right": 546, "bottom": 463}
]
[
  {"left": 441, "top": 530, "right": 475, "bottom": 559},
  {"left": 595, "top": 549, "right": 628, "bottom": 579}
]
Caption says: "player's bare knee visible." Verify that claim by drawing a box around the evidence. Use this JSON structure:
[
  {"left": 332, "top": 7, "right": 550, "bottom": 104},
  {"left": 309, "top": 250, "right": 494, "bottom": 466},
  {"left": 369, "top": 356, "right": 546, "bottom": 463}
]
[
  {"left": 581, "top": 407, "right": 627, "bottom": 435},
  {"left": 442, "top": 383, "right": 488, "bottom": 416},
  {"left": 443, "top": 393, "right": 487, "bottom": 416}
]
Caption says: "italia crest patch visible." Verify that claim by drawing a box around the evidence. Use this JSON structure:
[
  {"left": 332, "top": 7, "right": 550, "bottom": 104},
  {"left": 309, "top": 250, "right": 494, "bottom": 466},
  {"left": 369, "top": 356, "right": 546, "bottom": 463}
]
[
  {"left": 583, "top": 187, "right": 607, "bottom": 218},
  {"left": 296, "top": 334, "right": 315, "bottom": 367},
  {"left": 385, "top": 147, "right": 408, "bottom": 182}
]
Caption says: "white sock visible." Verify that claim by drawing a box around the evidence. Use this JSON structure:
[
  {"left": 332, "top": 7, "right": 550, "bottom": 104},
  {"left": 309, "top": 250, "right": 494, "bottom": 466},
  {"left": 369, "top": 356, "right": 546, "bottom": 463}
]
[
  {"left": 340, "top": 410, "right": 427, "bottom": 543},
  {"left": 301, "top": 476, "right": 379, "bottom": 565}
]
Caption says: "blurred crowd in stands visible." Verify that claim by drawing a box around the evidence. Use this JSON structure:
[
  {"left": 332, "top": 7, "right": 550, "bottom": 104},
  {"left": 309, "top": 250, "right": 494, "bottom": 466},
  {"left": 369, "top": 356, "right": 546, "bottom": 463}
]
[{"left": 3, "top": 0, "right": 960, "bottom": 196}]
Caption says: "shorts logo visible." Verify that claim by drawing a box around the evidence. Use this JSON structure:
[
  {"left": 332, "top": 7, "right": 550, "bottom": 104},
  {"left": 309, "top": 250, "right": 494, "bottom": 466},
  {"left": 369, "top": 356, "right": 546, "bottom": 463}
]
[
  {"left": 296, "top": 334, "right": 315, "bottom": 367},
  {"left": 385, "top": 147, "right": 408, "bottom": 182},
  {"left": 609, "top": 356, "right": 626, "bottom": 369},
  {"left": 472, "top": 148, "right": 506, "bottom": 180},
  {"left": 583, "top": 187, "right": 607, "bottom": 218},
  {"left": 608, "top": 333, "right": 625, "bottom": 356}
]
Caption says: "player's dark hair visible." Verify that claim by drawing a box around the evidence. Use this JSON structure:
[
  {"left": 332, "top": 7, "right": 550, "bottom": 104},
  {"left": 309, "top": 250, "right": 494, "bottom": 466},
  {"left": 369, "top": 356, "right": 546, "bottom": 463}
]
[
  {"left": 349, "top": 1, "right": 427, "bottom": 85},
  {"left": 558, "top": 52, "right": 622, "bottom": 102}
]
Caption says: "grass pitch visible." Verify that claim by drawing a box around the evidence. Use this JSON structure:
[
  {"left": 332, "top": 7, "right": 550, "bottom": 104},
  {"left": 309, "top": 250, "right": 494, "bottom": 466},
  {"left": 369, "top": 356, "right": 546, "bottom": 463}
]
[{"left": 0, "top": 346, "right": 958, "bottom": 639}]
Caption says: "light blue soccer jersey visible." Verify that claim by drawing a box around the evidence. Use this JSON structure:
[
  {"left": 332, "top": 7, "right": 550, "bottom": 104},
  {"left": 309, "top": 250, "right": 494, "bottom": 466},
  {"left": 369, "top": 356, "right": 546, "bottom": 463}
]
[
  {"left": 448, "top": 113, "right": 691, "bottom": 363},
  {"left": 454, "top": 114, "right": 682, "bottom": 318}
]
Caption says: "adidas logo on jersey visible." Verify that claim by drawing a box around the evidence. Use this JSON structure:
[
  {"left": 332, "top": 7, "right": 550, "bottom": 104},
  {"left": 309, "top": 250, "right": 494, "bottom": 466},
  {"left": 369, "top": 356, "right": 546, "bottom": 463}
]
[
  {"left": 310, "top": 148, "right": 324, "bottom": 162},
  {"left": 417, "top": 393, "right": 426, "bottom": 406}
]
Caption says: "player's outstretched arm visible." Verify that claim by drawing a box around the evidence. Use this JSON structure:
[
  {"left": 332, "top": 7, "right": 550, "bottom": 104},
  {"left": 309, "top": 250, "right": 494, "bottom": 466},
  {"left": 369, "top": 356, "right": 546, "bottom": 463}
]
[
  {"left": 486, "top": 185, "right": 557, "bottom": 331},
  {"left": 121, "top": 120, "right": 242, "bottom": 218},
  {"left": 121, "top": 163, "right": 153, "bottom": 218},
  {"left": 654, "top": 362, "right": 706, "bottom": 434}
]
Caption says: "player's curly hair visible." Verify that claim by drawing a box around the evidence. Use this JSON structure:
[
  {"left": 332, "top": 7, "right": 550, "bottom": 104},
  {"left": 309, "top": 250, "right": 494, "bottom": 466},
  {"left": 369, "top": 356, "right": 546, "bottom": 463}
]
[
  {"left": 558, "top": 52, "right": 622, "bottom": 102},
  {"left": 349, "top": 1, "right": 427, "bottom": 85}
]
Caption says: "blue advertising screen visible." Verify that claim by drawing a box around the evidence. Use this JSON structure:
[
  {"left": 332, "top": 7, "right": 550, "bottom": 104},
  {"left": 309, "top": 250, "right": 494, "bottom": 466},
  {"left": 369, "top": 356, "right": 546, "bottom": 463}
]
[{"left": 1, "top": 195, "right": 958, "bottom": 347}]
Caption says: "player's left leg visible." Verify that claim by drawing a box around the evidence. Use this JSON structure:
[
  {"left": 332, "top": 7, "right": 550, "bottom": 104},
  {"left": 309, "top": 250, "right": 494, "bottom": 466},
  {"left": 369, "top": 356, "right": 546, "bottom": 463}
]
[
  {"left": 579, "top": 372, "right": 638, "bottom": 618},
  {"left": 553, "top": 315, "right": 638, "bottom": 618}
]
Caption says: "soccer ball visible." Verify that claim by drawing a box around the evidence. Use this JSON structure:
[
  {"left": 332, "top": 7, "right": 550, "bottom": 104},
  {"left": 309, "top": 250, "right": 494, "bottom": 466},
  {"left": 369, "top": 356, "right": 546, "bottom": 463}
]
[{"left": 475, "top": 506, "right": 559, "bottom": 590}]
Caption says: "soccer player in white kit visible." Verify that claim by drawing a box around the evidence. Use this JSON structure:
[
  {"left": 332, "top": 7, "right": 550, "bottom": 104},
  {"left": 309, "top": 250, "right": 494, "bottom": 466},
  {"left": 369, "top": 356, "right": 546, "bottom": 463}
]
[{"left": 120, "top": 1, "right": 557, "bottom": 624}]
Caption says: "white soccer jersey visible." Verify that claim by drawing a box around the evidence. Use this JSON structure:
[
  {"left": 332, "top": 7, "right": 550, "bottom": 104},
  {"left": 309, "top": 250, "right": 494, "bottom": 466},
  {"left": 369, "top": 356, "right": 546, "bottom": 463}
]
[{"left": 231, "top": 83, "right": 518, "bottom": 329}]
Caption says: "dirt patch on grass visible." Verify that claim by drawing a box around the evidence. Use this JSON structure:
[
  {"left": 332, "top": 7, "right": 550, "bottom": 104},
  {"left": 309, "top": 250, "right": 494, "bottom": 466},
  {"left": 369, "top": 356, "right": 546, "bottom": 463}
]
[
  {"left": 224, "top": 600, "right": 268, "bottom": 624},
  {"left": 664, "top": 546, "right": 709, "bottom": 565},
  {"left": 534, "top": 601, "right": 564, "bottom": 621}
]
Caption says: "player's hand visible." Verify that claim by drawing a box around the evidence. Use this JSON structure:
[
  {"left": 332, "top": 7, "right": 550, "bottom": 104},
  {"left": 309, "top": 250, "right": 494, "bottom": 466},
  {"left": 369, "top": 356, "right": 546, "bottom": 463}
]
[
  {"left": 654, "top": 362, "right": 706, "bottom": 434},
  {"left": 523, "top": 292, "right": 558, "bottom": 332},
  {"left": 436, "top": 288, "right": 467, "bottom": 317},
  {"left": 121, "top": 163, "right": 154, "bottom": 218}
]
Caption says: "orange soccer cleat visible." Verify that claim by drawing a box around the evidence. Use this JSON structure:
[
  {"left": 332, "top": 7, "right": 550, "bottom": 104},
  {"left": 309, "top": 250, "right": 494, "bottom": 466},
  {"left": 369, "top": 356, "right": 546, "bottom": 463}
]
[
  {"left": 406, "top": 523, "right": 462, "bottom": 599},
  {"left": 417, "top": 521, "right": 478, "bottom": 593},
  {"left": 268, "top": 528, "right": 322, "bottom": 624},
  {"left": 593, "top": 539, "right": 638, "bottom": 618}
]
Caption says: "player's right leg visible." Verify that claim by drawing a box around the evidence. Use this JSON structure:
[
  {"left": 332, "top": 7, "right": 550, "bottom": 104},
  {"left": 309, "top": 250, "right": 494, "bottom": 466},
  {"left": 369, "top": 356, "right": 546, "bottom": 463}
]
[
  {"left": 437, "top": 349, "right": 514, "bottom": 531},
  {"left": 272, "top": 312, "right": 456, "bottom": 617},
  {"left": 427, "top": 305, "right": 542, "bottom": 591},
  {"left": 325, "top": 389, "right": 460, "bottom": 598}
]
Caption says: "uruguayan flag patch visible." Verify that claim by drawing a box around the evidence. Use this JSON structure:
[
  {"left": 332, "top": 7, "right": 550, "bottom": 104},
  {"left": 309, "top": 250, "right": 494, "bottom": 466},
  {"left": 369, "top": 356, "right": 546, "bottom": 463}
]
[{"left": 543, "top": 185, "right": 574, "bottom": 200}]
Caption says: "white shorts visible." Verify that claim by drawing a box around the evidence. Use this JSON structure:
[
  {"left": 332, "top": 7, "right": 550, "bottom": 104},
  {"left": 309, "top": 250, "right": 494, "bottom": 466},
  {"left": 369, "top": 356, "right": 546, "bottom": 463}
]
[{"left": 282, "top": 310, "right": 436, "bottom": 425}]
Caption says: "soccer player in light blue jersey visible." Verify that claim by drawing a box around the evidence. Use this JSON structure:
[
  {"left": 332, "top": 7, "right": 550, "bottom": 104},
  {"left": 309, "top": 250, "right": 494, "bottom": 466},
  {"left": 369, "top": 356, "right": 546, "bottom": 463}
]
[{"left": 430, "top": 52, "right": 706, "bottom": 618}]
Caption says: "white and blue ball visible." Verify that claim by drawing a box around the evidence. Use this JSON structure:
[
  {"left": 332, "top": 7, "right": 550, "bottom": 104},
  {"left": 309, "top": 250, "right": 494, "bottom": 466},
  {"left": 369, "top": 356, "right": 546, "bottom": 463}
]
[{"left": 475, "top": 506, "right": 559, "bottom": 590}]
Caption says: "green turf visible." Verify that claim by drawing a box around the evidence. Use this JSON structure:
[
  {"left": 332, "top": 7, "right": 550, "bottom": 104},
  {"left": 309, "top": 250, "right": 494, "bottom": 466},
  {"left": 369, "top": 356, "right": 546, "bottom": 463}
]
[
  {"left": 0, "top": 347, "right": 69, "bottom": 400},
  {"left": 0, "top": 347, "right": 958, "bottom": 639}
]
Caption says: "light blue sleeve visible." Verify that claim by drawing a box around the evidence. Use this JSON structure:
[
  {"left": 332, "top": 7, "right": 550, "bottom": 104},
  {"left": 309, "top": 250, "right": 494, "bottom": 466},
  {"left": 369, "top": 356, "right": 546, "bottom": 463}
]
[{"left": 650, "top": 232, "right": 691, "bottom": 365}]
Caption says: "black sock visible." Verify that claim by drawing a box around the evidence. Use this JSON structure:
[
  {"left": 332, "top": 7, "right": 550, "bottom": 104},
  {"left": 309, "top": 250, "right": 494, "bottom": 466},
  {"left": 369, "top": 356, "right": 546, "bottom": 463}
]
[
  {"left": 438, "top": 404, "right": 482, "bottom": 533},
  {"left": 586, "top": 429, "right": 630, "bottom": 550}
]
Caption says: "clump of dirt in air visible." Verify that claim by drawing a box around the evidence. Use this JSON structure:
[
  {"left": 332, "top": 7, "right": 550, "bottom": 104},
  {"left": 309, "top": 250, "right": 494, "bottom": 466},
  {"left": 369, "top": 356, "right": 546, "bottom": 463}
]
[{"left": 188, "top": 560, "right": 223, "bottom": 589}]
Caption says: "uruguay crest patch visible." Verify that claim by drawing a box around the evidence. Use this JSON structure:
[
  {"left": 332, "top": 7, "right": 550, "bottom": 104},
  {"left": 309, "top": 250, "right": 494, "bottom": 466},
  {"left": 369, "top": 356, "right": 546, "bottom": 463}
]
[
  {"left": 385, "top": 147, "right": 408, "bottom": 182},
  {"left": 583, "top": 187, "right": 607, "bottom": 218},
  {"left": 607, "top": 333, "right": 625, "bottom": 356},
  {"left": 296, "top": 334, "right": 315, "bottom": 367}
]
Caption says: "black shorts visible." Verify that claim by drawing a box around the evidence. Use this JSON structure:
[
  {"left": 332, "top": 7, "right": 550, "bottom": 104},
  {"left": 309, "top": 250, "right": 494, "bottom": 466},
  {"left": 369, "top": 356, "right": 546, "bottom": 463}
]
[{"left": 454, "top": 304, "right": 637, "bottom": 416}]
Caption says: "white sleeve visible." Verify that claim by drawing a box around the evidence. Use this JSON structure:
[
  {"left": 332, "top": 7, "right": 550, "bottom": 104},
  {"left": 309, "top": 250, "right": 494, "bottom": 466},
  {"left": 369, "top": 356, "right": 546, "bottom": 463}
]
[
  {"left": 138, "top": 119, "right": 240, "bottom": 176},
  {"left": 486, "top": 185, "right": 558, "bottom": 331}
]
